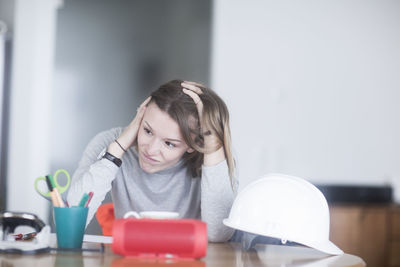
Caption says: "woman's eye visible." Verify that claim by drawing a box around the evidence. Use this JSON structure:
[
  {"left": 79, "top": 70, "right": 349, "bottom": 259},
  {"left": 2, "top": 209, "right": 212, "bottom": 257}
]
[
  {"left": 144, "top": 127, "right": 152, "bottom": 135},
  {"left": 165, "top": 141, "right": 176, "bottom": 148}
]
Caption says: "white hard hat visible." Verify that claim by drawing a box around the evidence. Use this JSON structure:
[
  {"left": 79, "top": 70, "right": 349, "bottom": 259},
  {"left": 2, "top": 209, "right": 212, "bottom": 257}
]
[{"left": 223, "top": 173, "right": 343, "bottom": 255}]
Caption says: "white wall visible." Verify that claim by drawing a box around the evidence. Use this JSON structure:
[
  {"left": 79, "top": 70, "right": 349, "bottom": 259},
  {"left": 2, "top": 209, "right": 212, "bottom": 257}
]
[
  {"left": 6, "top": 0, "right": 60, "bottom": 220},
  {"left": 212, "top": 0, "right": 400, "bottom": 201}
]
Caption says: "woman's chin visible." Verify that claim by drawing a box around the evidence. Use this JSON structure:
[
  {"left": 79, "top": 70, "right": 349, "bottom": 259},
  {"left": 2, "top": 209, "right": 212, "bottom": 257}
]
[{"left": 139, "top": 159, "right": 157, "bottom": 173}]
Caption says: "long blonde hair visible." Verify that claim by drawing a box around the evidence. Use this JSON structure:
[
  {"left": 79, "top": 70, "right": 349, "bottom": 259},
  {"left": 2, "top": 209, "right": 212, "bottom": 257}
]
[{"left": 150, "top": 80, "right": 235, "bottom": 185}]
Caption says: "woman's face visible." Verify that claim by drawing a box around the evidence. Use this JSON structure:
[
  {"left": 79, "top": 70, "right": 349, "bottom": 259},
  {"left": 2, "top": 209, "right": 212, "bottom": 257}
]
[{"left": 137, "top": 102, "right": 194, "bottom": 173}]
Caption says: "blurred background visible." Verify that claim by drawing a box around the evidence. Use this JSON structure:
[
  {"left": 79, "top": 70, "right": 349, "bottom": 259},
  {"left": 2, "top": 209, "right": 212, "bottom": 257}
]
[{"left": 1, "top": 1, "right": 400, "bottom": 266}]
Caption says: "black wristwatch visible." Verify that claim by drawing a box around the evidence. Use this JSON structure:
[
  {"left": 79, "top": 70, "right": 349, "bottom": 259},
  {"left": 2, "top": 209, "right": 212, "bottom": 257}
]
[{"left": 102, "top": 151, "right": 122, "bottom": 167}]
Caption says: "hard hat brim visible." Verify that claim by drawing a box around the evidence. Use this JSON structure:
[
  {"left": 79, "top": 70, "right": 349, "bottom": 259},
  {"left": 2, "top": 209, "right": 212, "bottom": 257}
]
[
  {"left": 305, "top": 239, "right": 344, "bottom": 256},
  {"left": 223, "top": 219, "right": 344, "bottom": 256}
]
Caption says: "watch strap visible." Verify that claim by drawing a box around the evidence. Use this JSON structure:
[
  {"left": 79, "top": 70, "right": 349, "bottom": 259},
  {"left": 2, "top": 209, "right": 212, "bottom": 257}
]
[{"left": 102, "top": 152, "right": 122, "bottom": 167}]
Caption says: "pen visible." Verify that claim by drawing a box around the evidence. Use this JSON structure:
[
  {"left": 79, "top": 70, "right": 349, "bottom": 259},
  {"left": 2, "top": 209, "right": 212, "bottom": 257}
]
[
  {"left": 46, "top": 175, "right": 59, "bottom": 207},
  {"left": 85, "top": 192, "right": 94, "bottom": 207},
  {"left": 78, "top": 193, "right": 89, "bottom": 207}
]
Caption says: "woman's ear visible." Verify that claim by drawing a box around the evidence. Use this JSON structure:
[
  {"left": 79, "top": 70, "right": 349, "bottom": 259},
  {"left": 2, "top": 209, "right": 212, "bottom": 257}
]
[{"left": 186, "top": 147, "right": 195, "bottom": 153}]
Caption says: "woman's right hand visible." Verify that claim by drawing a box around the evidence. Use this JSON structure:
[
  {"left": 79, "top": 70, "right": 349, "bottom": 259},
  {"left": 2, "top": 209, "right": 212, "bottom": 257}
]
[{"left": 107, "top": 96, "right": 152, "bottom": 157}]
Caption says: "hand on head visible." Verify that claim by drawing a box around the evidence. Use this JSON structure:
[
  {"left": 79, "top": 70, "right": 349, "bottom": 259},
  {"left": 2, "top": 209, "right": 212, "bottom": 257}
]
[
  {"left": 181, "top": 81, "right": 222, "bottom": 156},
  {"left": 181, "top": 81, "right": 204, "bottom": 117},
  {"left": 108, "top": 96, "right": 152, "bottom": 157}
]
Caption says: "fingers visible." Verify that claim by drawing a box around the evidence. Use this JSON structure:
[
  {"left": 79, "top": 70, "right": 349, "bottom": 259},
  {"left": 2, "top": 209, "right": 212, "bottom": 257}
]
[
  {"left": 135, "top": 96, "right": 151, "bottom": 121},
  {"left": 182, "top": 88, "right": 202, "bottom": 105},
  {"left": 182, "top": 82, "right": 221, "bottom": 153},
  {"left": 183, "top": 80, "right": 205, "bottom": 89},
  {"left": 137, "top": 96, "right": 152, "bottom": 112},
  {"left": 182, "top": 87, "right": 203, "bottom": 124},
  {"left": 131, "top": 96, "right": 151, "bottom": 128},
  {"left": 182, "top": 81, "right": 203, "bottom": 106},
  {"left": 116, "top": 96, "right": 152, "bottom": 151},
  {"left": 181, "top": 81, "right": 203, "bottom": 95},
  {"left": 182, "top": 81, "right": 204, "bottom": 123},
  {"left": 142, "top": 96, "right": 152, "bottom": 105}
]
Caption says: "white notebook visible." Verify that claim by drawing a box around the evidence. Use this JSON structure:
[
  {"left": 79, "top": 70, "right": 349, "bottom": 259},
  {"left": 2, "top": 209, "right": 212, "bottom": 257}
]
[{"left": 83, "top": 234, "right": 113, "bottom": 244}]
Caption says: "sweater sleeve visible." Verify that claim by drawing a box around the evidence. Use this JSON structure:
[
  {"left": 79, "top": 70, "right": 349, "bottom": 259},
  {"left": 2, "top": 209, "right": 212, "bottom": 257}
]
[
  {"left": 200, "top": 160, "right": 238, "bottom": 242},
  {"left": 67, "top": 128, "right": 121, "bottom": 227}
]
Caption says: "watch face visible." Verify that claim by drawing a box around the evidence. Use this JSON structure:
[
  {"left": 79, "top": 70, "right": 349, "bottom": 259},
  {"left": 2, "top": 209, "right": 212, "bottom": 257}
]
[{"left": 97, "top": 148, "right": 107, "bottom": 160}]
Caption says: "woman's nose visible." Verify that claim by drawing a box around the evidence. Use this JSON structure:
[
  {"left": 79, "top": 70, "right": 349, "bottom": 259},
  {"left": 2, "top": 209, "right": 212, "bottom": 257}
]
[{"left": 147, "top": 138, "right": 161, "bottom": 154}]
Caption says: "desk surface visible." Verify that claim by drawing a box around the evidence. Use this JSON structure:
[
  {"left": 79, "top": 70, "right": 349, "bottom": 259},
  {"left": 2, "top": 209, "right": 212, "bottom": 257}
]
[{"left": 0, "top": 242, "right": 365, "bottom": 267}]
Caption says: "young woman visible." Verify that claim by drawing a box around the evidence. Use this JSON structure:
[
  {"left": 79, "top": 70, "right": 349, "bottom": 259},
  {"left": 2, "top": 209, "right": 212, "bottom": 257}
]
[{"left": 67, "top": 80, "right": 237, "bottom": 242}]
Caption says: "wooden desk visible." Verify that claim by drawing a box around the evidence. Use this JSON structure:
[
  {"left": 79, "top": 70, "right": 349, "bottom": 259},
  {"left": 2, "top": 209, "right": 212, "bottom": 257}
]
[
  {"left": 0, "top": 242, "right": 365, "bottom": 267},
  {"left": 330, "top": 204, "right": 400, "bottom": 267}
]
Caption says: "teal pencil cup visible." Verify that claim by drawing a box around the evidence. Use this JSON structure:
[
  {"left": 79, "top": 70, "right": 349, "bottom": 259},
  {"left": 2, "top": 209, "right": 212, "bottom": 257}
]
[{"left": 54, "top": 206, "right": 88, "bottom": 249}]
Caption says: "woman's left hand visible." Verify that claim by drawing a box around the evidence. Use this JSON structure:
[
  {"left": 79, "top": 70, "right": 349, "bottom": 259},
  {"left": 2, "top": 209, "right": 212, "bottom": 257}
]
[{"left": 181, "top": 81, "right": 226, "bottom": 165}]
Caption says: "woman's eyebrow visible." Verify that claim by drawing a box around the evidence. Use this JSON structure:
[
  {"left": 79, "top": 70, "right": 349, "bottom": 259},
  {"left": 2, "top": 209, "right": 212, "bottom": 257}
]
[
  {"left": 144, "top": 121, "right": 153, "bottom": 131},
  {"left": 144, "top": 121, "right": 182, "bottom": 143}
]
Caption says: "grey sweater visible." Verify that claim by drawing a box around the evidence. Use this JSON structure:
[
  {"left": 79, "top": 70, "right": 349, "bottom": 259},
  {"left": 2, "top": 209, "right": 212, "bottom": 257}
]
[{"left": 67, "top": 127, "right": 236, "bottom": 242}]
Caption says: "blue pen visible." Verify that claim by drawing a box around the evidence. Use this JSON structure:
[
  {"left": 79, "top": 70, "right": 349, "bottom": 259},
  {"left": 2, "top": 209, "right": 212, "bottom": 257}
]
[{"left": 78, "top": 193, "right": 89, "bottom": 207}]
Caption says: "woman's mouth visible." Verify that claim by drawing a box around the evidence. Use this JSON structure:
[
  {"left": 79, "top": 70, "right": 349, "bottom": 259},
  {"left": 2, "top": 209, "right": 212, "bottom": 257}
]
[{"left": 142, "top": 152, "right": 158, "bottom": 163}]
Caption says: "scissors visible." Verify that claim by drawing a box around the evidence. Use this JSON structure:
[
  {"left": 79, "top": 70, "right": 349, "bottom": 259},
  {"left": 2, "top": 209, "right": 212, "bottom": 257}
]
[{"left": 34, "top": 169, "right": 71, "bottom": 200}]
